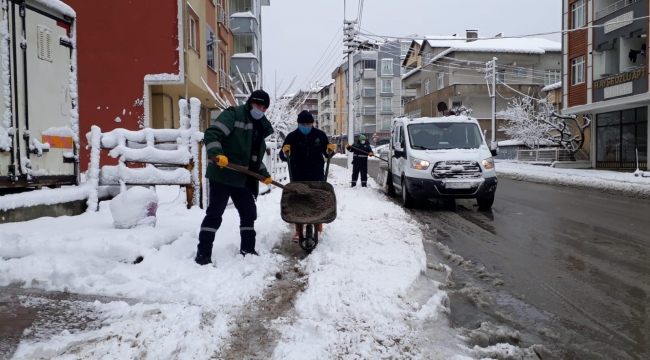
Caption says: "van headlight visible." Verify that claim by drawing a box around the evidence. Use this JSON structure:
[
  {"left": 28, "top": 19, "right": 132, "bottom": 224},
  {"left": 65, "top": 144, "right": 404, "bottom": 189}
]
[
  {"left": 411, "top": 158, "right": 430, "bottom": 170},
  {"left": 482, "top": 157, "right": 495, "bottom": 169}
]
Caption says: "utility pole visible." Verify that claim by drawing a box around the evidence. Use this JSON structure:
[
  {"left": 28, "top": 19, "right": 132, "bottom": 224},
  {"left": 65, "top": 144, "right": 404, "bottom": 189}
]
[
  {"left": 343, "top": 19, "right": 358, "bottom": 169},
  {"left": 485, "top": 57, "right": 498, "bottom": 149}
]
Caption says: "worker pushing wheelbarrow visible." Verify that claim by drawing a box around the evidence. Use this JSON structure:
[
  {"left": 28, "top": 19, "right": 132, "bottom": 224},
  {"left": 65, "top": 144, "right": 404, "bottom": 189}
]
[{"left": 279, "top": 110, "right": 338, "bottom": 252}]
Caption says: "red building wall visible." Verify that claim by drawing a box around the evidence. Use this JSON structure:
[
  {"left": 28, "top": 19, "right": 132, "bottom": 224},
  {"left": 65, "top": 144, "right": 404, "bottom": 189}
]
[{"left": 63, "top": 0, "right": 180, "bottom": 171}]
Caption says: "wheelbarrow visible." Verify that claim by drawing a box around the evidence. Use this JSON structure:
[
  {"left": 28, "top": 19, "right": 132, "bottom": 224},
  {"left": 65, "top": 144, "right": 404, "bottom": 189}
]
[{"left": 280, "top": 150, "right": 337, "bottom": 252}]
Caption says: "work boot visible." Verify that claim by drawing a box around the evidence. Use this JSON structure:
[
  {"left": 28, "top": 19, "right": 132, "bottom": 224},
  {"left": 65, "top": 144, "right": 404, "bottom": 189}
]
[
  {"left": 240, "top": 249, "right": 259, "bottom": 257},
  {"left": 195, "top": 253, "right": 212, "bottom": 266}
]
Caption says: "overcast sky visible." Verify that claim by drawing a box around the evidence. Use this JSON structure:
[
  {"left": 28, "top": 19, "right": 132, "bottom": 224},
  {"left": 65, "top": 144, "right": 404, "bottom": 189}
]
[{"left": 261, "top": 0, "right": 562, "bottom": 98}]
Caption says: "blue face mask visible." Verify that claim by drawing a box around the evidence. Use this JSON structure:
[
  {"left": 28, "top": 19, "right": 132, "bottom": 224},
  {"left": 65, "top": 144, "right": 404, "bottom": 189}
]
[
  {"left": 298, "top": 125, "right": 312, "bottom": 135},
  {"left": 250, "top": 107, "right": 264, "bottom": 120}
]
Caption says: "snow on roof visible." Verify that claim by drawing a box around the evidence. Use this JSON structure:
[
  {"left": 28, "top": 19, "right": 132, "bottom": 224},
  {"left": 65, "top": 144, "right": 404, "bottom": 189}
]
[
  {"left": 424, "top": 35, "right": 561, "bottom": 54},
  {"left": 34, "top": 0, "right": 76, "bottom": 17},
  {"left": 230, "top": 11, "right": 256, "bottom": 18},
  {"left": 542, "top": 81, "right": 562, "bottom": 92},
  {"left": 401, "top": 66, "right": 421, "bottom": 80},
  {"left": 231, "top": 53, "right": 257, "bottom": 59}
]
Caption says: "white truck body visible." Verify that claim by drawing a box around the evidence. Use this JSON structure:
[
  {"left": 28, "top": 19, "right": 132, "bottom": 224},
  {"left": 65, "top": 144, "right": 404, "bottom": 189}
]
[
  {"left": 378, "top": 116, "right": 498, "bottom": 209},
  {"left": 0, "top": 0, "right": 77, "bottom": 190}
]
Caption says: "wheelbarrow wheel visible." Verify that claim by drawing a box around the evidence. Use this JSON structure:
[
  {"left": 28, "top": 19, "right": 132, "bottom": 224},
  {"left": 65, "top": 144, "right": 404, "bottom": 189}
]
[{"left": 299, "top": 224, "right": 318, "bottom": 252}]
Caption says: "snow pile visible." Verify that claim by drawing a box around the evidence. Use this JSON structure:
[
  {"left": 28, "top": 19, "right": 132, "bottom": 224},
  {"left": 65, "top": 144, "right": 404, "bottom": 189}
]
[
  {"left": 542, "top": 81, "right": 561, "bottom": 92},
  {"left": 33, "top": 0, "right": 76, "bottom": 17},
  {"left": 496, "top": 161, "right": 650, "bottom": 199},
  {"left": 109, "top": 186, "right": 158, "bottom": 229},
  {"left": 0, "top": 182, "right": 93, "bottom": 211}
]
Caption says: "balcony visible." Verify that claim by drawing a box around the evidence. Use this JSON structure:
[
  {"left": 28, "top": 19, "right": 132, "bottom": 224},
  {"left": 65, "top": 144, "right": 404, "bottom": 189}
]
[
  {"left": 219, "top": 69, "right": 231, "bottom": 90},
  {"left": 361, "top": 106, "right": 376, "bottom": 116},
  {"left": 217, "top": 4, "right": 229, "bottom": 28},
  {"left": 362, "top": 69, "right": 377, "bottom": 79},
  {"left": 596, "top": 0, "right": 640, "bottom": 20},
  {"left": 362, "top": 88, "right": 376, "bottom": 97},
  {"left": 230, "top": 12, "right": 259, "bottom": 36},
  {"left": 230, "top": 54, "right": 259, "bottom": 77}
]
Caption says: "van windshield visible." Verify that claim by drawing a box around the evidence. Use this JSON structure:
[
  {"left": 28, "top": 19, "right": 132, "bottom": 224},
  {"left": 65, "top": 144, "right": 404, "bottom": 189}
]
[{"left": 407, "top": 122, "right": 483, "bottom": 150}]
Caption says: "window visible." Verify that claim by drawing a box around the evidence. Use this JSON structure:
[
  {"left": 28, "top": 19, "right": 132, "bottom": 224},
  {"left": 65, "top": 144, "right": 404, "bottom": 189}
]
[
  {"left": 381, "top": 116, "right": 392, "bottom": 130},
  {"left": 571, "top": 56, "right": 585, "bottom": 85},
  {"left": 382, "top": 98, "right": 392, "bottom": 112},
  {"left": 401, "top": 42, "right": 409, "bottom": 57},
  {"left": 496, "top": 70, "right": 505, "bottom": 83},
  {"left": 571, "top": 0, "right": 585, "bottom": 29},
  {"left": 382, "top": 79, "right": 392, "bottom": 93},
  {"left": 231, "top": 0, "right": 253, "bottom": 15},
  {"left": 424, "top": 52, "right": 433, "bottom": 65},
  {"left": 381, "top": 59, "right": 393, "bottom": 76},
  {"left": 188, "top": 7, "right": 199, "bottom": 53},
  {"left": 596, "top": 107, "right": 648, "bottom": 165},
  {"left": 544, "top": 70, "right": 561, "bottom": 85},
  {"left": 234, "top": 34, "right": 256, "bottom": 55},
  {"left": 437, "top": 72, "right": 444, "bottom": 90},
  {"left": 513, "top": 68, "right": 527, "bottom": 77},
  {"left": 364, "top": 60, "right": 376, "bottom": 69},
  {"left": 424, "top": 79, "right": 430, "bottom": 95},
  {"left": 206, "top": 26, "right": 216, "bottom": 70},
  {"left": 408, "top": 122, "right": 483, "bottom": 150}
]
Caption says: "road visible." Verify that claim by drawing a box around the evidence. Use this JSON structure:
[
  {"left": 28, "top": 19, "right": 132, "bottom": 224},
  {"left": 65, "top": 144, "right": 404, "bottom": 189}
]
[{"left": 332, "top": 158, "right": 650, "bottom": 359}]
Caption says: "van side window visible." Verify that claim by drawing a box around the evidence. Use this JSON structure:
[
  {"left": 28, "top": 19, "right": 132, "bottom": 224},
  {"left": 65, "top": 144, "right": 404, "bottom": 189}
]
[{"left": 399, "top": 126, "right": 405, "bottom": 147}]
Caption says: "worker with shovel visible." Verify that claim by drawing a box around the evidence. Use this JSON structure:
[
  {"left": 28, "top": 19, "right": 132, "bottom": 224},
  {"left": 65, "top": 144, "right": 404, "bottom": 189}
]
[
  {"left": 279, "top": 110, "right": 335, "bottom": 242},
  {"left": 346, "top": 135, "right": 373, "bottom": 187},
  {"left": 195, "top": 90, "right": 274, "bottom": 265}
]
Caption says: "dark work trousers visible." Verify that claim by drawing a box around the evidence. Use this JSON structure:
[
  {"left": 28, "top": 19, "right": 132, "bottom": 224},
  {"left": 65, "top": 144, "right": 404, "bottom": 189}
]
[
  {"left": 197, "top": 180, "right": 257, "bottom": 257},
  {"left": 351, "top": 158, "right": 368, "bottom": 187}
]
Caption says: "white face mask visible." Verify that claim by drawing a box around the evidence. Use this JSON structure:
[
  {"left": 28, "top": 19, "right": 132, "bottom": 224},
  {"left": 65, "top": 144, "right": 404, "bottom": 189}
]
[{"left": 361, "top": 140, "right": 366, "bottom": 144}]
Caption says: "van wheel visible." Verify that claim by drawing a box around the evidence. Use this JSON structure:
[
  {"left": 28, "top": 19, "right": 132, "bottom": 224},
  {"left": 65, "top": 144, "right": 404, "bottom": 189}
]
[
  {"left": 477, "top": 196, "right": 494, "bottom": 210},
  {"left": 401, "top": 179, "right": 415, "bottom": 208},
  {"left": 386, "top": 171, "right": 396, "bottom": 196}
]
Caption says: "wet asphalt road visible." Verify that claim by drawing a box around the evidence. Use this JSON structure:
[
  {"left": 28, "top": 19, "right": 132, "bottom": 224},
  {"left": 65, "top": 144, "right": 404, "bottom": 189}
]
[{"left": 332, "top": 158, "right": 650, "bottom": 359}]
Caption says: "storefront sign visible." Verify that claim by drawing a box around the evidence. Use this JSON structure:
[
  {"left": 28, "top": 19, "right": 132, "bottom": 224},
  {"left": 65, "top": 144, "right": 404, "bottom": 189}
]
[{"left": 594, "top": 68, "right": 646, "bottom": 89}]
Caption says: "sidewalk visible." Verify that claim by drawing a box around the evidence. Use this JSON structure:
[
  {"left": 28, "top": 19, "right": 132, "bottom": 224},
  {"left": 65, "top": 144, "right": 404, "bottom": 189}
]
[{"left": 496, "top": 161, "right": 650, "bottom": 199}]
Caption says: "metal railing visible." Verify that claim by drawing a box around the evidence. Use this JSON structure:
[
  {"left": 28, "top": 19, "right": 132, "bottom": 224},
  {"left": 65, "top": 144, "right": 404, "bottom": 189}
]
[
  {"left": 516, "top": 149, "right": 590, "bottom": 163},
  {"left": 219, "top": 69, "right": 230, "bottom": 89},
  {"left": 217, "top": 4, "right": 229, "bottom": 27},
  {"left": 596, "top": 0, "right": 639, "bottom": 20}
]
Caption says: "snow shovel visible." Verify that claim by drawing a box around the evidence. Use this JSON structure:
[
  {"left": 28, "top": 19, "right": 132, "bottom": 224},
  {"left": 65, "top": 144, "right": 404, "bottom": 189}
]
[{"left": 349, "top": 145, "right": 389, "bottom": 163}]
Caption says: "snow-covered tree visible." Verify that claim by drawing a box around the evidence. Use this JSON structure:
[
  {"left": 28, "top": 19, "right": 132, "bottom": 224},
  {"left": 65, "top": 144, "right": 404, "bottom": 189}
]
[
  {"left": 498, "top": 96, "right": 591, "bottom": 153},
  {"left": 265, "top": 97, "right": 297, "bottom": 139},
  {"left": 497, "top": 96, "right": 553, "bottom": 148}
]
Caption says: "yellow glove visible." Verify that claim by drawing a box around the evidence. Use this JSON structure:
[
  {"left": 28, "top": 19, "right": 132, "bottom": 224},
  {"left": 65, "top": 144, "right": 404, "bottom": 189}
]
[
  {"left": 282, "top": 144, "right": 291, "bottom": 154},
  {"left": 215, "top": 155, "right": 228, "bottom": 168},
  {"left": 368, "top": 152, "right": 374, "bottom": 157},
  {"left": 262, "top": 177, "right": 273, "bottom": 185},
  {"left": 327, "top": 143, "right": 336, "bottom": 152}
]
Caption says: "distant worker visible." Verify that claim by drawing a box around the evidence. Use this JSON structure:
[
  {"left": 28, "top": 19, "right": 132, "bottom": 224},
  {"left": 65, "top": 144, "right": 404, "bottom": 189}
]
[
  {"left": 346, "top": 135, "right": 373, "bottom": 187},
  {"left": 280, "top": 110, "right": 335, "bottom": 241},
  {"left": 196, "top": 90, "right": 274, "bottom": 265}
]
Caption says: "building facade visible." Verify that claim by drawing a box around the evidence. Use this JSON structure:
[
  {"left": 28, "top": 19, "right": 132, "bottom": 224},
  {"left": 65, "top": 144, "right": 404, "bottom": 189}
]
[
  {"left": 562, "top": 0, "right": 648, "bottom": 170},
  {"left": 229, "top": 0, "right": 270, "bottom": 103},
  {"left": 318, "top": 83, "right": 334, "bottom": 135},
  {"left": 402, "top": 31, "right": 562, "bottom": 143},
  {"left": 331, "top": 64, "right": 347, "bottom": 138}
]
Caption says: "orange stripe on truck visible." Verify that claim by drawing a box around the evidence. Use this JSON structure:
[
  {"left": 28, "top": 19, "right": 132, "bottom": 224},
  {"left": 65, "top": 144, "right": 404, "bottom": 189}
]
[{"left": 42, "top": 135, "right": 73, "bottom": 148}]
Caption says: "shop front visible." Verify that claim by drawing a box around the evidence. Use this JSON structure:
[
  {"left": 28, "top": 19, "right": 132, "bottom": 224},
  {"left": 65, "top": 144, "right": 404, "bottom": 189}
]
[{"left": 595, "top": 107, "right": 648, "bottom": 169}]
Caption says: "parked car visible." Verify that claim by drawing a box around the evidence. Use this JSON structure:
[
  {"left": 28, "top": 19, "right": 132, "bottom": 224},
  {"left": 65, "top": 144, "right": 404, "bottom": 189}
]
[{"left": 382, "top": 116, "right": 498, "bottom": 209}]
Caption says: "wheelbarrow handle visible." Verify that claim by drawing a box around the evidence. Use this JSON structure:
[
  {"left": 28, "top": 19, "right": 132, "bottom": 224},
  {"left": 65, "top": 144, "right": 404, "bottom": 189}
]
[{"left": 210, "top": 157, "right": 292, "bottom": 191}]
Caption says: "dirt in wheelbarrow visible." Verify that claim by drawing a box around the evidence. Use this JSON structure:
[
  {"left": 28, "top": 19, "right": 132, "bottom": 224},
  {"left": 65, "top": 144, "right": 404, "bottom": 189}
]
[{"left": 282, "top": 183, "right": 336, "bottom": 223}]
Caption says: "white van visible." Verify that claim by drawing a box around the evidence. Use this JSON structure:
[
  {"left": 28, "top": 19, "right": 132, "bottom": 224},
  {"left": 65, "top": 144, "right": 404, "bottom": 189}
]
[{"left": 384, "top": 116, "right": 498, "bottom": 209}]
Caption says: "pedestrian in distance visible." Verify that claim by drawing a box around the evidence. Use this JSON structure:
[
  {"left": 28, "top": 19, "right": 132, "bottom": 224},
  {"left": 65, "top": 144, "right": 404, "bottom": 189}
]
[
  {"left": 195, "top": 90, "right": 275, "bottom": 266},
  {"left": 279, "top": 110, "right": 335, "bottom": 242},
  {"left": 346, "top": 135, "right": 373, "bottom": 187}
]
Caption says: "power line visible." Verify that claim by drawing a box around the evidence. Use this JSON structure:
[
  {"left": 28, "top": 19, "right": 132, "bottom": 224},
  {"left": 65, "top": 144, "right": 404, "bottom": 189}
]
[{"left": 356, "top": 15, "right": 650, "bottom": 42}]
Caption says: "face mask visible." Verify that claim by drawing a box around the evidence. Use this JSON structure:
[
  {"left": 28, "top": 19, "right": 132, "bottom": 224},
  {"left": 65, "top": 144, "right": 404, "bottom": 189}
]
[
  {"left": 250, "top": 107, "right": 264, "bottom": 120},
  {"left": 298, "top": 125, "right": 312, "bottom": 135},
  {"left": 361, "top": 140, "right": 366, "bottom": 144}
]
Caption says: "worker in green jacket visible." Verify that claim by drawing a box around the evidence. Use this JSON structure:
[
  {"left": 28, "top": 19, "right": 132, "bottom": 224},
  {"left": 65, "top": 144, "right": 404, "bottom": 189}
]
[{"left": 195, "top": 90, "right": 274, "bottom": 265}]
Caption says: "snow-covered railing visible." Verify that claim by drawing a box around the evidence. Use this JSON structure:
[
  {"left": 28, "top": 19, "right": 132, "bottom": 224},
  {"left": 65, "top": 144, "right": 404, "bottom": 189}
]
[
  {"left": 595, "top": 0, "right": 639, "bottom": 20},
  {"left": 264, "top": 142, "right": 289, "bottom": 184},
  {"left": 86, "top": 98, "right": 205, "bottom": 211}
]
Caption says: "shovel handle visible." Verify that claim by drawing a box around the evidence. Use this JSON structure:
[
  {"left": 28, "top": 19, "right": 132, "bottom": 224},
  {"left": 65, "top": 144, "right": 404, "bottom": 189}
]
[
  {"left": 210, "top": 157, "right": 292, "bottom": 191},
  {"left": 349, "top": 145, "right": 389, "bottom": 163}
]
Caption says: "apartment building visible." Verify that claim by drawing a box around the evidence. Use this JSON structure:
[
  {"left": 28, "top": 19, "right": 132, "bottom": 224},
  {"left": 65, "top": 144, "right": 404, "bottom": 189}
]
[
  {"left": 331, "top": 65, "right": 348, "bottom": 138},
  {"left": 318, "top": 83, "right": 335, "bottom": 135},
  {"left": 562, "top": 0, "right": 648, "bottom": 170},
  {"left": 402, "top": 31, "right": 562, "bottom": 142},
  {"left": 229, "top": 0, "right": 270, "bottom": 103},
  {"left": 288, "top": 89, "right": 319, "bottom": 124}
]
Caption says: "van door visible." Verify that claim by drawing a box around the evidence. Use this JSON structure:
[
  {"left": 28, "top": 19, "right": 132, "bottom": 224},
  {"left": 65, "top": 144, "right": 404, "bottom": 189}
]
[
  {"left": 1, "top": 0, "right": 76, "bottom": 189},
  {"left": 391, "top": 124, "right": 404, "bottom": 187}
]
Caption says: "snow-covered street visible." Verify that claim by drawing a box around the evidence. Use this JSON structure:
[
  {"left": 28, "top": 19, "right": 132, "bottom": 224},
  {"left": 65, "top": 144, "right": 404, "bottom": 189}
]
[{"left": 0, "top": 165, "right": 476, "bottom": 359}]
